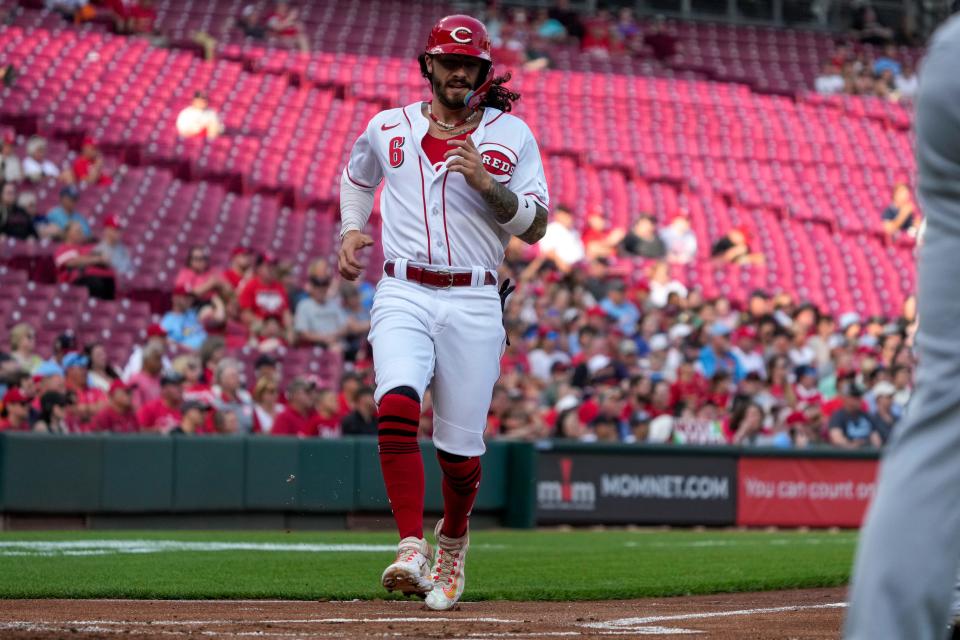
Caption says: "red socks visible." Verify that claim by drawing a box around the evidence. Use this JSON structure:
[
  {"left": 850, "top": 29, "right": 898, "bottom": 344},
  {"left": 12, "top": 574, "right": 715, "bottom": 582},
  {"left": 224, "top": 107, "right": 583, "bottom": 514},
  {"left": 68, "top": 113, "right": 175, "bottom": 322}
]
[
  {"left": 437, "top": 451, "right": 481, "bottom": 539},
  {"left": 377, "top": 392, "right": 424, "bottom": 540}
]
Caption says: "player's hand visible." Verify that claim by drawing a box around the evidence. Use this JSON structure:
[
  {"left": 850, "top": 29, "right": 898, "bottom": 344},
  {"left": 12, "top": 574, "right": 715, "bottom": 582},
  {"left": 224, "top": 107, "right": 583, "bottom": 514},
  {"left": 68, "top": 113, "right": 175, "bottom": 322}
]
[
  {"left": 445, "top": 135, "right": 492, "bottom": 192},
  {"left": 338, "top": 230, "right": 374, "bottom": 281}
]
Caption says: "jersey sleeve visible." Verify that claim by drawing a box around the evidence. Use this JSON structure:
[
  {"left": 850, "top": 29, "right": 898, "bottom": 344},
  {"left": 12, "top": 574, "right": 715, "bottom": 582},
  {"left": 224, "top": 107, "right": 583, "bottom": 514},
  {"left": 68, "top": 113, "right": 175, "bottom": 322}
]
[
  {"left": 344, "top": 119, "right": 384, "bottom": 191},
  {"left": 509, "top": 126, "right": 549, "bottom": 209}
]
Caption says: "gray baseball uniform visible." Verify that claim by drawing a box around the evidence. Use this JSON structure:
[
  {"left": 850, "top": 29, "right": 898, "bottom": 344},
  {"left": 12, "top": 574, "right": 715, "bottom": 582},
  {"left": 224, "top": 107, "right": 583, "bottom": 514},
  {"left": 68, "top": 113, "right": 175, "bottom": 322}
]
[{"left": 845, "top": 15, "right": 960, "bottom": 640}]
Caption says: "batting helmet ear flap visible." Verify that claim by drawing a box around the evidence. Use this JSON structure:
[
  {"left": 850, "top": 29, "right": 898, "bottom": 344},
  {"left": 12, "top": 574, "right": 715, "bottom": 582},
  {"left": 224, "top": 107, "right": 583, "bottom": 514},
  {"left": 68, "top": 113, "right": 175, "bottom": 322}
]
[{"left": 475, "top": 61, "right": 491, "bottom": 89}]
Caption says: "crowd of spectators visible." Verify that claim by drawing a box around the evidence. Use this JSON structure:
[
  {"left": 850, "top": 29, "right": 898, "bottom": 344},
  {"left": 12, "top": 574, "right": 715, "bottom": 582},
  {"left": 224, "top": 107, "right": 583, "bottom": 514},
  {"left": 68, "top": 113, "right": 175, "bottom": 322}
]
[
  {"left": 0, "top": 193, "right": 915, "bottom": 451},
  {"left": 477, "top": 1, "right": 678, "bottom": 70},
  {"left": 814, "top": 40, "right": 918, "bottom": 102},
  {"left": 0, "top": 133, "right": 123, "bottom": 299}
]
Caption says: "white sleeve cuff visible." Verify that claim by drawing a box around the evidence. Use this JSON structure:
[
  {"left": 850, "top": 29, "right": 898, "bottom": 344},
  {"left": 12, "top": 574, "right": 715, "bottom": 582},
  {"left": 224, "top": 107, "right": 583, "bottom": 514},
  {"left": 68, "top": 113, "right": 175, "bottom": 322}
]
[{"left": 499, "top": 194, "right": 537, "bottom": 236}]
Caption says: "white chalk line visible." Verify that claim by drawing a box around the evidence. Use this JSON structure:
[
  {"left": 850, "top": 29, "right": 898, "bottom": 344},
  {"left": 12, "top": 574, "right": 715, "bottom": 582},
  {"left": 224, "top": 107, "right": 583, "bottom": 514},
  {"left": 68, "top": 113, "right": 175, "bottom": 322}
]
[
  {"left": 0, "top": 539, "right": 505, "bottom": 557},
  {"left": 0, "top": 601, "right": 848, "bottom": 638},
  {"left": 0, "top": 617, "right": 519, "bottom": 628},
  {"left": 581, "top": 601, "right": 848, "bottom": 630}
]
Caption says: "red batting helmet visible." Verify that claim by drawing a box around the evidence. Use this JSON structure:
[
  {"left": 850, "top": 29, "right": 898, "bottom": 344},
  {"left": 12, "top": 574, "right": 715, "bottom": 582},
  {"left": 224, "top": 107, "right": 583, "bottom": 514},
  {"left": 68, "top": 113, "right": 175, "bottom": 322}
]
[{"left": 424, "top": 15, "right": 492, "bottom": 62}]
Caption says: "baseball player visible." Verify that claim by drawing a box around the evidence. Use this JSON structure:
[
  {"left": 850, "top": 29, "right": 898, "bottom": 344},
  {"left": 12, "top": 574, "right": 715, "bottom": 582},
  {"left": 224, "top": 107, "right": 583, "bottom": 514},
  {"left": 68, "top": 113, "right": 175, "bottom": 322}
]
[
  {"left": 337, "top": 15, "right": 548, "bottom": 611},
  {"left": 845, "top": 15, "right": 960, "bottom": 640}
]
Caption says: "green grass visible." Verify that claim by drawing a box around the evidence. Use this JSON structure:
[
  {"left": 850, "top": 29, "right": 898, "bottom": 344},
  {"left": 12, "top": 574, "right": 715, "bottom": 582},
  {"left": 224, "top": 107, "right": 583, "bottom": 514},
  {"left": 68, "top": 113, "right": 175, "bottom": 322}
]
[{"left": 0, "top": 529, "right": 857, "bottom": 601}]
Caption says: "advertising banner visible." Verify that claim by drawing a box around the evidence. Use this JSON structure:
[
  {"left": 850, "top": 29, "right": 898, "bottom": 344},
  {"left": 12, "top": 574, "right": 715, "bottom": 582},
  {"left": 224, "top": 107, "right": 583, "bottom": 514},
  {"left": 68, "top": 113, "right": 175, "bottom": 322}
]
[
  {"left": 536, "top": 450, "right": 737, "bottom": 525},
  {"left": 737, "top": 457, "right": 879, "bottom": 527}
]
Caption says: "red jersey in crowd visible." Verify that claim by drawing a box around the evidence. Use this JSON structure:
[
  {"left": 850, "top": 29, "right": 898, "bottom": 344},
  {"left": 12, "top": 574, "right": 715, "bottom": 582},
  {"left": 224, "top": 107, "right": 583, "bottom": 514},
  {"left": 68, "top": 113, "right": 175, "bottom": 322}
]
[
  {"left": 271, "top": 406, "right": 317, "bottom": 437},
  {"left": 72, "top": 156, "right": 112, "bottom": 186},
  {"left": 304, "top": 413, "right": 342, "bottom": 438},
  {"left": 90, "top": 406, "right": 140, "bottom": 433},
  {"left": 137, "top": 398, "right": 181, "bottom": 432},
  {"left": 239, "top": 277, "right": 289, "bottom": 320}
]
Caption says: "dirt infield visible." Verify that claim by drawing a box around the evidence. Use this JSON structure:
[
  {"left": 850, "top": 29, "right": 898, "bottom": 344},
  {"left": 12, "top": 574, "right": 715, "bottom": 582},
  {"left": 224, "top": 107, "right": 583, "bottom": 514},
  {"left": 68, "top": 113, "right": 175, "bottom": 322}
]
[{"left": 0, "top": 587, "right": 846, "bottom": 638}]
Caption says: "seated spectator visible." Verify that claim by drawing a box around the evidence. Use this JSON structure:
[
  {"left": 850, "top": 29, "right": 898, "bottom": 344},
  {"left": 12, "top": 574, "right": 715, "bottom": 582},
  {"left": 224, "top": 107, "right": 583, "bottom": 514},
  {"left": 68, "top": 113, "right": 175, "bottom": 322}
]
[
  {"left": 340, "top": 283, "right": 370, "bottom": 358},
  {"left": 85, "top": 343, "right": 118, "bottom": 393},
  {"left": 22, "top": 136, "right": 60, "bottom": 182},
  {"left": 128, "top": 342, "right": 165, "bottom": 408},
  {"left": 895, "top": 62, "right": 918, "bottom": 100},
  {"left": 726, "top": 402, "right": 765, "bottom": 445},
  {"left": 648, "top": 261, "right": 687, "bottom": 308},
  {"left": 710, "top": 228, "right": 764, "bottom": 265},
  {"left": 127, "top": 0, "right": 157, "bottom": 35},
  {"left": 852, "top": 6, "right": 893, "bottom": 46},
  {"left": 8, "top": 324, "right": 41, "bottom": 374},
  {"left": 0, "top": 182, "right": 35, "bottom": 240},
  {"left": 34, "top": 391, "right": 70, "bottom": 434},
  {"left": 870, "top": 381, "right": 898, "bottom": 444},
  {"left": 236, "top": 4, "right": 267, "bottom": 39},
  {"left": 63, "top": 351, "right": 106, "bottom": 429},
  {"left": 815, "top": 62, "right": 846, "bottom": 95},
  {"left": 161, "top": 286, "right": 208, "bottom": 350},
  {"left": 47, "top": 186, "right": 91, "bottom": 238},
  {"left": 173, "top": 353, "right": 215, "bottom": 407},
  {"left": 306, "top": 387, "right": 342, "bottom": 438},
  {"left": 600, "top": 280, "right": 640, "bottom": 336},
  {"left": 90, "top": 380, "right": 139, "bottom": 433},
  {"left": 533, "top": 8, "right": 566, "bottom": 41},
  {"left": 642, "top": 16, "right": 677, "bottom": 61},
  {"left": 621, "top": 214, "right": 666, "bottom": 259},
  {"left": 581, "top": 12, "right": 613, "bottom": 58},
  {"left": 0, "top": 388, "right": 31, "bottom": 431},
  {"left": 881, "top": 183, "right": 918, "bottom": 237},
  {"left": 169, "top": 399, "right": 210, "bottom": 435},
  {"left": 528, "top": 330, "right": 572, "bottom": 382},
  {"left": 582, "top": 211, "right": 626, "bottom": 261},
  {"left": 828, "top": 384, "right": 881, "bottom": 448},
  {"left": 223, "top": 245, "right": 254, "bottom": 290},
  {"left": 94, "top": 215, "right": 133, "bottom": 277},
  {"left": 700, "top": 323, "right": 745, "bottom": 382},
  {"left": 253, "top": 315, "right": 288, "bottom": 353},
  {"left": 265, "top": 2, "right": 309, "bottom": 53},
  {"left": 613, "top": 7, "right": 642, "bottom": 54},
  {"left": 240, "top": 253, "right": 293, "bottom": 337},
  {"left": 659, "top": 213, "right": 697, "bottom": 265},
  {"left": 176, "top": 92, "right": 224, "bottom": 140},
  {"left": 15, "top": 191, "right": 56, "bottom": 240},
  {"left": 538, "top": 205, "right": 585, "bottom": 272},
  {"left": 252, "top": 376, "right": 284, "bottom": 434},
  {"left": 549, "top": 0, "right": 584, "bottom": 42},
  {"left": 1, "top": 132, "right": 22, "bottom": 183},
  {"left": 64, "top": 137, "right": 111, "bottom": 187},
  {"left": 271, "top": 377, "right": 318, "bottom": 437},
  {"left": 873, "top": 44, "right": 902, "bottom": 77},
  {"left": 122, "top": 324, "right": 170, "bottom": 381},
  {"left": 137, "top": 371, "right": 184, "bottom": 432},
  {"left": 294, "top": 272, "right": 345, "bottom": 348},
  {"left": 54, "top": 221, "right": 116, "bottom": 300},
  {"left": 174, "top": 245, "right": 232, "bottom": 300},
  {"left": 341, "top": 386, "right": 377, "bottom": 435},
  {"left": 212, "top": 358, "right": 254, "bottom": 434}
]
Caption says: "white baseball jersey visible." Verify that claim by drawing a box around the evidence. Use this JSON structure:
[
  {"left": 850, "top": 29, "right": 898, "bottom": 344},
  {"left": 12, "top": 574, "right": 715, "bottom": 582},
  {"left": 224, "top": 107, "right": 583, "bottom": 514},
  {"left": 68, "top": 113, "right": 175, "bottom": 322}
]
[{"left": 344, "top": 101, "right": 549, "bottom": 272}]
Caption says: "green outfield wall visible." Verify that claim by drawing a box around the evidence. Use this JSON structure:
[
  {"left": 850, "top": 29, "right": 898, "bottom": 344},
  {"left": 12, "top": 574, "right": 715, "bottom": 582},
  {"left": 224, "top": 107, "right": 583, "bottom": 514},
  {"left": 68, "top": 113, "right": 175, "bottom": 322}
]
[{"left": 0, "top": 433, "right": 880, "bottom": 530}]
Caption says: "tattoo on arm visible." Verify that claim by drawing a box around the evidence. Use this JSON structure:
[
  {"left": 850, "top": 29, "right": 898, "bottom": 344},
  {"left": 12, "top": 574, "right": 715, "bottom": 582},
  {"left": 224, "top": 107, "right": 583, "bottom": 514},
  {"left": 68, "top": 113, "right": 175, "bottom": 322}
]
[
  {"left": 481, "top": 180, "right": 549, "bottom": 244},
  {"left": 481, "top": 179, "right": 519, "bottom": 223},
  {"left": 517, "top": 204, "right": 548, "bottom": 245}
]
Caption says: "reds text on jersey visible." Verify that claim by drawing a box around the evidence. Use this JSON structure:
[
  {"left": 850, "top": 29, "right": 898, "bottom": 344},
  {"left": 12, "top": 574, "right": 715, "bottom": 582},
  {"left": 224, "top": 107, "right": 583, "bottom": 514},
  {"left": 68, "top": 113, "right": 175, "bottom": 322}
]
[{"left": 345, "top": 102, "right": 549, "bottom": 271}]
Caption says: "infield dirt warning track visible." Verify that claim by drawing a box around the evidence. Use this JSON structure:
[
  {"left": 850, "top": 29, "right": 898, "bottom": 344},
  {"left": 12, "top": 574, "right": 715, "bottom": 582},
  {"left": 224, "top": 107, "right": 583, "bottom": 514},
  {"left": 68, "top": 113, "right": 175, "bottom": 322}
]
[{"left": 0, "top": 587, "right": 845, "bottom": 639}]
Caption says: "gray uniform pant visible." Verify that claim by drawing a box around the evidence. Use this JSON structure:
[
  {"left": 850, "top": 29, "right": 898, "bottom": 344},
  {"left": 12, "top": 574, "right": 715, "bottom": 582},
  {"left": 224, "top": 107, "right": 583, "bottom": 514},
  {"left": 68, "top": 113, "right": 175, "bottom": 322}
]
[{"left": 845, "top": 15, "right": 960, "bottom": 640}]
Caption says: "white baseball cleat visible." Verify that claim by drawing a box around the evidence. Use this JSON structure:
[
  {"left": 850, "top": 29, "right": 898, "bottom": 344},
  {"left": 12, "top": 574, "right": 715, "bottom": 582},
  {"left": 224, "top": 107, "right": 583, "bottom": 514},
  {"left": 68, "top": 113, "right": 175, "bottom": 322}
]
[
  {"left": 425, "top": 518, "right": 469, "bottom": 611},
  {"left": 381, "top": 536, "right": 433, "bottom": 598}
]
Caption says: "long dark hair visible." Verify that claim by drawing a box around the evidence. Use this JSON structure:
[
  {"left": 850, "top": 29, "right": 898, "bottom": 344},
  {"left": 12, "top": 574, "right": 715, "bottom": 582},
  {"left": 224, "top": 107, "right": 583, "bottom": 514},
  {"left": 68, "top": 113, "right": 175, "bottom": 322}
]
[{"left": 418, "top": 54, "right": 521, "bottom": 113}]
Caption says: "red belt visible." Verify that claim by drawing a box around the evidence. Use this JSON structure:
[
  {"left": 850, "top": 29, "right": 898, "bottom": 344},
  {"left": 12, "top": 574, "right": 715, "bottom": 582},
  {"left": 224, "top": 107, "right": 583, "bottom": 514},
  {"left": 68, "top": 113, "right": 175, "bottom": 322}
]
[{"left": 384, "top": 261, "right": 496, "bottom": 288}]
